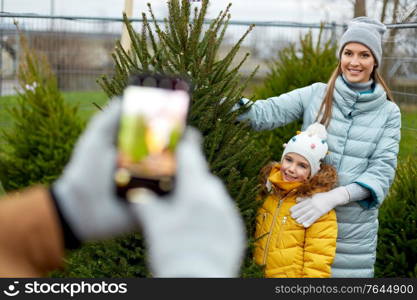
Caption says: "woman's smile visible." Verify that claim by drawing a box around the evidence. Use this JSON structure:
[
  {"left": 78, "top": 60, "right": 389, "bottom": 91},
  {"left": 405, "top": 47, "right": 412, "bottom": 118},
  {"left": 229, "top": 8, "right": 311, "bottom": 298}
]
[{"left": 341, "top": 42, "right": 376, "bottom": 83}]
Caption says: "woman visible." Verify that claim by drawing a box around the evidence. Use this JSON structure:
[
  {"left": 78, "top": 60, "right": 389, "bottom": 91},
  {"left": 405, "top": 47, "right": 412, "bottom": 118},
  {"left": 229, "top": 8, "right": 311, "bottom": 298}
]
[{"left": 237, "top": 17, "right": 401, "bottom": 277}]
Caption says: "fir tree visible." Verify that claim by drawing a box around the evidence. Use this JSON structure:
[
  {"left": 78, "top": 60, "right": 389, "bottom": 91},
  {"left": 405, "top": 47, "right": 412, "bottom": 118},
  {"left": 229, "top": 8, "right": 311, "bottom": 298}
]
[
  {"left": 60, "top": 0, "right": 270, "bottom": 277},
  {"left": 254, "top": 28, "right": 338, "bottom": 99},
  {"left": 375, "top": 157, "right": 417, "bottom": 277},
  {"left": 0, "top": 32, "right": 84, "bottom": 191},
  {"left": 253, "top": 28, "right": 338, "bottom": 161}
]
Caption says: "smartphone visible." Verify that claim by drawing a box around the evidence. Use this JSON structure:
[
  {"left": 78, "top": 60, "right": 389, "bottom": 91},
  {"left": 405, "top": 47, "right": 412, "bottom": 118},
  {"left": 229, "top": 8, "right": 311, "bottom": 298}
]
[{"left": 114, "top": 74, "right": 191, "bottom": 200}]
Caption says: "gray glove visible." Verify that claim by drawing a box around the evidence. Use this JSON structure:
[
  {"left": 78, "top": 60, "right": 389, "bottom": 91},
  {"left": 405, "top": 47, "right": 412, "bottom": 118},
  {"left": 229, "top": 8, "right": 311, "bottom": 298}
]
[
  {"left": 130, "top": 127, "right": 246, "bottom": 277},
  {"left": 53, "top": 100, "right": 137, "bottom": 241}
]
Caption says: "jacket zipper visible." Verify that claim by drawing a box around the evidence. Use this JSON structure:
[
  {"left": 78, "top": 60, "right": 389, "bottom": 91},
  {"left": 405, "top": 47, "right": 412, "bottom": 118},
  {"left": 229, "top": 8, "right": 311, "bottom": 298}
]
[
  {"left": 262, "top": 193, "right": 292, "bottom": 265},
  {"left": 277, "top": 216, "right": 287, "bottom": 244},
  {"left": 262, "top": 213, "right": 267, "bottom": 223}
]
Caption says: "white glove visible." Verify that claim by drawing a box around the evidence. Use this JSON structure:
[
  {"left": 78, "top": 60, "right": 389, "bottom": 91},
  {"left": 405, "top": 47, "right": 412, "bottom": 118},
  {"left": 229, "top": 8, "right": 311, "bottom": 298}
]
[
  {"left": 130, "top": 127, "right": 246, "bottom": 278},
  {"left": 290, "top": 186, "right": 350, "bottom": 228},
  {"left": 53, "top": 100, "right": 137, "bottom": 242}
]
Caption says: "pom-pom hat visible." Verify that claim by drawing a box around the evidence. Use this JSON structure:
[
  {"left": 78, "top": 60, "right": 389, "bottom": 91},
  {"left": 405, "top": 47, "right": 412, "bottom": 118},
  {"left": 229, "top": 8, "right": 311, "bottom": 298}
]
[{"left": 282, "top": 123, "right": 328, "bottom": 177}]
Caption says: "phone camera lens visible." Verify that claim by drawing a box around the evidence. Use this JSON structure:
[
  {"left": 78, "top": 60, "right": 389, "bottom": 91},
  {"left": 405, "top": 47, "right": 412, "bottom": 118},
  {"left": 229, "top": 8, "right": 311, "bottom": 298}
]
[
  {"left": 159, "top": 78, "right": 173, "bottom": 89},
  {"left": 174, "top": 80, "right": 190, "bottom": 92},
  {"left": 142, "top": 76, "right": 158, "bottom": 87}
]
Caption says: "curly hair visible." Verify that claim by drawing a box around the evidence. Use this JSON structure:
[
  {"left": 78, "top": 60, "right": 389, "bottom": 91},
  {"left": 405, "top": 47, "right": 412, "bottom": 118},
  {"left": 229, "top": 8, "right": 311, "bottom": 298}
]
[
  {"left": 258, "top": 161, "right": 278, "bottom": 198},
  {"left": 259, "top": 161, "right": 338, "bottom": 199}
]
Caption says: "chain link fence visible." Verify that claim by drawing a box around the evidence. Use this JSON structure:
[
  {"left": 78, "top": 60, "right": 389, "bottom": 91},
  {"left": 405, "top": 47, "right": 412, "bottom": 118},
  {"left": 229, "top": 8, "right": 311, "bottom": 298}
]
[{"left": 0, "top": 13, "right": 416, "bottom": 105}]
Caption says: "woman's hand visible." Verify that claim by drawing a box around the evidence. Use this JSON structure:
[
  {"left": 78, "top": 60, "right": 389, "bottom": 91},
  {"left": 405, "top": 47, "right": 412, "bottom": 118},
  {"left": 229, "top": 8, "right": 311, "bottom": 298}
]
[{"left": 290, "top": 186, "right": 350, "bottom": 227}]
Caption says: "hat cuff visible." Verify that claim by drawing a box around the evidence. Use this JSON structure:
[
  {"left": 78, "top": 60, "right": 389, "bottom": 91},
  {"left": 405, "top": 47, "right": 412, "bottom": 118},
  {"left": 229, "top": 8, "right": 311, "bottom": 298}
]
[
  {"left": 338, "top": 28, "right": 382, "bottom": 65},
  {"left": 282, "top": 148, "right": 320, "bottom": 179}
]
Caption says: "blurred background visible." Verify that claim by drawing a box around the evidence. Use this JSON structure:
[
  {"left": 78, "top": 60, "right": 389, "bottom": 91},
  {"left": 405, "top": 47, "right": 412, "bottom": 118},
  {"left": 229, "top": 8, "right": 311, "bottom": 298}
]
[
  {"left": 0, "top": 0, "right": 416, "bottom": 153},
  {"left": 0, "top": 0, "right": 415, "bottom": 99}
]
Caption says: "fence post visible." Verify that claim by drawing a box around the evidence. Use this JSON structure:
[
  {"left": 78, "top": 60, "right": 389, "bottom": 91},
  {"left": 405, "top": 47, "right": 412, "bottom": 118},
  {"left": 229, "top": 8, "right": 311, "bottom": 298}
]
[
  {"left": 331, "top": 21, "right": 337, "bottom": 48},
  {"left": 121, "top": 0, "right": 133, "bottom": 53}
]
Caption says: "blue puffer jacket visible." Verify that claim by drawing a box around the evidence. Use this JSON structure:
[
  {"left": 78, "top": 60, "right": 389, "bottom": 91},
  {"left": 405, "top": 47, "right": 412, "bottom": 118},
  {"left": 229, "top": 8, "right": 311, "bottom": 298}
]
[{"left": 239, "top": 75, "right": 401, "bottom": 277}]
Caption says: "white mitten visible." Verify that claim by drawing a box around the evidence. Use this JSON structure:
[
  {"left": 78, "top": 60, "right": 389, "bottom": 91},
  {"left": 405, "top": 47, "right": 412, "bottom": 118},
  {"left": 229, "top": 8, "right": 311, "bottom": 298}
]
[{"left": 290, "top": 186, "right": 350, "bottom": 228}]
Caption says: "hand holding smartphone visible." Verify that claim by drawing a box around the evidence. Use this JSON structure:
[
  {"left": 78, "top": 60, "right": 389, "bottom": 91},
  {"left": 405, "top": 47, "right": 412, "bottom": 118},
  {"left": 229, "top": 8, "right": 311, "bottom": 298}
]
[{"left": 115, "top": 74, "right": 190, "bottom": 200}]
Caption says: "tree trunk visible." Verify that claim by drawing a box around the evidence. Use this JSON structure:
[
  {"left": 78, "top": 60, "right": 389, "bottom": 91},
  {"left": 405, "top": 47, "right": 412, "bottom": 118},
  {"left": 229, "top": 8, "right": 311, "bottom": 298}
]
[
  {"left": 380, "top": 0, "right": 400, "bottom": 78},
  {"left": 354, "top": 0, "right": 367, "bottom": 17},
  {"left": 380, "top": 0, "right": 389, "bottom": 23}
]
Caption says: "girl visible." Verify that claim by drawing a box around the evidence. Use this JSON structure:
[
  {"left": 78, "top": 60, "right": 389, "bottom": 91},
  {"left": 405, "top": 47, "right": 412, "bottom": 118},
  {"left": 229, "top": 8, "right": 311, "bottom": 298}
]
[
  {"left": 238, "top": 17, "right": 401, "bottom": 277},
  {"left": 254, "top": 123, "right": 338, "bottom": 278}
]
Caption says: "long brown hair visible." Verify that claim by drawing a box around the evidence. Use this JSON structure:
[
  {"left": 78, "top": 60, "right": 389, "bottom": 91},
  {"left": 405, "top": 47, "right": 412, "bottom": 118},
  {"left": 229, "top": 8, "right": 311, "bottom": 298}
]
[{"left": 316, "top": 60, "right": 395, "bottom": 127}]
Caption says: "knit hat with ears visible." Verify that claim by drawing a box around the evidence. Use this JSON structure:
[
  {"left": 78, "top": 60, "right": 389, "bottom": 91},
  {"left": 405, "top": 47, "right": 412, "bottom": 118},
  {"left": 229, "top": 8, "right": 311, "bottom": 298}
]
[
  {"left": 281, "top": 122, "right": 328, "bottom": 178},
  {"left": 338, "top": 16, "right": 386, "bottom": 67}
]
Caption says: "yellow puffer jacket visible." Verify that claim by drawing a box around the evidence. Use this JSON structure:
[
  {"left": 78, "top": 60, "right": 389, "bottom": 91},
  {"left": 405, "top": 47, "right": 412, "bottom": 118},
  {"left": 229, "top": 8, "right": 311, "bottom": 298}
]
[{"left": 254, "top": 164, "right": 337, "bottom": 278}]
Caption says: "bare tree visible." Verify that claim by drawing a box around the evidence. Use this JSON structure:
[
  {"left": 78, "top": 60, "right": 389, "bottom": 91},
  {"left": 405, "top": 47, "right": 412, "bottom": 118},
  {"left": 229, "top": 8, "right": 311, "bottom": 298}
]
[
  {"left": 380, "top": 0, "right": 416, "bottom": 78},
  {"left": 341, "top": 0, "right": 416, "bottom": 79},
  {"left": 380, "top": 0, "right": 390, "bottom": 22},
  {"left": 354, "top": 0, "right": 368, "bottom": 16}
]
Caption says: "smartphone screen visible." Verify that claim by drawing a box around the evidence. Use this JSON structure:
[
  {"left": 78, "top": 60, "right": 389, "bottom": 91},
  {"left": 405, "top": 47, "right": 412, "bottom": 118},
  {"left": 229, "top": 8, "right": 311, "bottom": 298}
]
[{"left": 115, "top": 85, "right": 190, "bottom": 199}]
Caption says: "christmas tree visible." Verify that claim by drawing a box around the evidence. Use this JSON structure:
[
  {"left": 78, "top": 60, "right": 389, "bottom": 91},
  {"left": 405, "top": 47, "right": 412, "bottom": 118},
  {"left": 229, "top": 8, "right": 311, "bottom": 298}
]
[
  {"left": 253, "top": 28, "right": 338, "bottom": 161},
  {"left": 254, "top": 27, "right": 338, "bottom": 99},
  {"left": 0, "top": 32, "right": 84, "bottom": 191},
  {"left": 375, "top": 157, "right": 417, "bottom": 277},
  {"left": 58, "top": 0, "right": 271, "bottom": 277}
]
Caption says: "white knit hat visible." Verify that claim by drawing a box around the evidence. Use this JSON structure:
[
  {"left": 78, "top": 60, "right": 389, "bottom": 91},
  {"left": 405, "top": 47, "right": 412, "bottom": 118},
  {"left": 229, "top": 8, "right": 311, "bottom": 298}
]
[{"left": 281, "top": 123, "right": 328, "bottom": 177}]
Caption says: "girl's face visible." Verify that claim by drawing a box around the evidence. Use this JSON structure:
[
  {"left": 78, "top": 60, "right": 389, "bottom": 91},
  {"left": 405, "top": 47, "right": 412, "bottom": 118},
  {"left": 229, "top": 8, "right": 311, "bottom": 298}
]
[
  {"left": 281, "top": 153, "right": 311, "bottom": 182},
  {"left": 340, "top": 42, "right": 376, "bottom": 83}
]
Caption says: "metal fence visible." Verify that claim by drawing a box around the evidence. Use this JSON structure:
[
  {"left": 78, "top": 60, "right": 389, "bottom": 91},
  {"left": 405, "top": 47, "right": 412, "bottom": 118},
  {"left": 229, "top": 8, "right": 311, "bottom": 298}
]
[{"left": 0, "top": 13, "right": 416, "bottom": 107}]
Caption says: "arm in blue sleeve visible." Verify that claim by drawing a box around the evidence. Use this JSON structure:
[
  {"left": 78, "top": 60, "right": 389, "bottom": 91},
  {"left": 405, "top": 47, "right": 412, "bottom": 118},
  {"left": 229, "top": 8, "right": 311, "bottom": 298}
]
[
  {"left": 237, "top": 85, "right": 317, "bottom": 131},
  {"left": 353, "top": 104, "right": 401, "bottom": 208}
]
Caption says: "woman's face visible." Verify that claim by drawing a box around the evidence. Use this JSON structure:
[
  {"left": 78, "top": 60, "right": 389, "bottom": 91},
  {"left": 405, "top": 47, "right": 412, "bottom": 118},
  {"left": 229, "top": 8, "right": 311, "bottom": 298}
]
[
  {"left": 280, "top": 153, "right": 311, "bottom": 182},
  {"left": 340, "top": 42, "right": 376, "bottom": 83}
]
